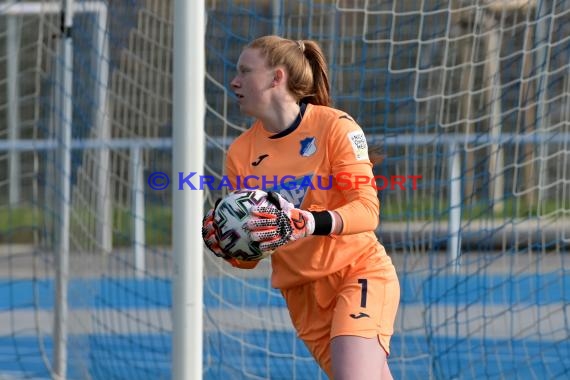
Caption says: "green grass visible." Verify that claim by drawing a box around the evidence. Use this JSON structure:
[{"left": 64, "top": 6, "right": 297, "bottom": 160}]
[
  {"left": 0, "top": 205, "right": 172, "bottom": 246},
  {"left": 380, "top": 196, "right": 568, "bottom": 221},
  {"left": 0, "top": 206, "right": 42, "bottom": 244},
  {"left": 1, "top": 198, "right": 567, "bottom": 245}
]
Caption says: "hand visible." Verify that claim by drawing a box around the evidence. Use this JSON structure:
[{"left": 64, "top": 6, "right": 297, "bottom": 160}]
[
  {"left": 247, "top": 192, "right": 315, "bottom": 252},
  {"left": 201, "top": 199, "right": 226, "bottom": 259}
]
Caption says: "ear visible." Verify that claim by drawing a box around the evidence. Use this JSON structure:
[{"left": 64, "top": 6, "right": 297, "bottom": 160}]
[{"left": 273, "top": 67, "right": 286, "bottom": 86}]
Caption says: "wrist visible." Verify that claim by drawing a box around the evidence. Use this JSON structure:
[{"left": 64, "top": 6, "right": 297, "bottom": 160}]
[
  {"left": 300, "top": 209, "right": 316, "bottom": 236},
  {"left": 308, "top": 210, "right": 343, "bottom": 235},
  {"left": 309, "top": 211, "right": 333, "bottom": 235}
]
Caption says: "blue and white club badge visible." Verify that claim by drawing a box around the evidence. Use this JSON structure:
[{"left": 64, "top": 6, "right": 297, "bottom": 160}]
[{"left": 299, "top": 137, "right": 317, "bottom": 157}]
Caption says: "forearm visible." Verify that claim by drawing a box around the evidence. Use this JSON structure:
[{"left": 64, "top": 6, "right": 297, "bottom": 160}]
[
  {"left": 333, "top": 196, "right": 379, "bottom": 234},
  {"left": 308, "top": 191, "right": 379, "bottom": 236}
]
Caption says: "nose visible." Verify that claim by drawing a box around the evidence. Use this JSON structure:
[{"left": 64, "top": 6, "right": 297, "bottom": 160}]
[{"left": 230, "top": 76, "right": 240, "bottom": 89}]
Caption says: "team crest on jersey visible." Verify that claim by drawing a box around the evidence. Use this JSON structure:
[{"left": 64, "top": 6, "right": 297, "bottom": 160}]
[{"left": 299, "top": 137, "right": 317, "bottom": 157}]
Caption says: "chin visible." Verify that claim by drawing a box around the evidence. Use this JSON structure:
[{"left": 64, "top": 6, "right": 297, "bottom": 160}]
[{"left": 240, "top": 105, "right": 256, "bottom": 117}]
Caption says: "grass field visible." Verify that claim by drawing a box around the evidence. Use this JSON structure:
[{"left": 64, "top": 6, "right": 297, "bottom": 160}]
[{"left": 2, "top": 197, "right": 568, "bottom": 245}]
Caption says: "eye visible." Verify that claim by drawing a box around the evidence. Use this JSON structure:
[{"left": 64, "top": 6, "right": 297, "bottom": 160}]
[{"left": 237, "top": 67, "right": 250, "bottom": 75}]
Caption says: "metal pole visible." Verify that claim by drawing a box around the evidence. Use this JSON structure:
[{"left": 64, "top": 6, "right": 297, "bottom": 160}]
[
  {"left": 272, "top": 0, "right": 282, "bottom": 35},
  {"left": 483, "top": 13, "right": 505, "bottom": 215},
  {"left": 534, "top": 0, "right": 551, "bottom": 206},
  {"left": 172, "top": 0, "right": 204, "bottom": 379},
  {"left": 93, "top": 5, "right": 112, "bottom": 255},
  {"left": 448, "top": 144, "right": 462, "bottom": 272},
  {"left": 53, "top": 0, "right": 74, "bottom": 378},
  {"left": 7, "top": 15, "right": 21, "bottom": 204},
  {"left": 131, "top": 147, "right": 146, "bottom": 277}
]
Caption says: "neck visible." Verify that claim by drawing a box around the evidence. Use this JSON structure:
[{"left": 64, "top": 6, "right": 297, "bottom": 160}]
[{"left": 260, "top": 102, "right": 301, "bottom": 134}]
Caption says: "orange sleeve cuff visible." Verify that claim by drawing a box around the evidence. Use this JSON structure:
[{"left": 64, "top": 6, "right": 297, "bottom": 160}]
[{"left": 226, "top": 258, "right": 260, "bottom": 270}]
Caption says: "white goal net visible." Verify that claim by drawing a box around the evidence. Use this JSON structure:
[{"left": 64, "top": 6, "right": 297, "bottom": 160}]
[{"left": 0, "top": 0, "right": 569, "bottom": 379}]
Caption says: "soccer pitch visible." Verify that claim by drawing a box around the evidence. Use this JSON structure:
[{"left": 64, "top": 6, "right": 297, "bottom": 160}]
[{"left": 1, "top": 250, "right": 568, "bottom": 379}]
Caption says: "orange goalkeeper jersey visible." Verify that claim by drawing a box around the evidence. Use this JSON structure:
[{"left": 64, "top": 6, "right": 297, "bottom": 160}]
[{"left": 226, "top": 103, "right": 388, "bottom": 289}]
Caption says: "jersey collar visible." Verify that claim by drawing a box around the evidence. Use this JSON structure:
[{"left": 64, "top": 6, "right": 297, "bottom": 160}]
[{"left": 269, "top": 103, "right": 308, "bottom": 139}]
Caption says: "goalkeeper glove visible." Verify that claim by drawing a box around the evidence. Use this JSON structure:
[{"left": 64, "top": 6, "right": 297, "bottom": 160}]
[
  {"left": 247, "top": 192, "right": 316, "bottom": 252},
  {"left": 201, "top": 200, "right": 259, "bottom": 269},
  {"left": 201, "top": 199, "right": 226, "bottom": 258}
]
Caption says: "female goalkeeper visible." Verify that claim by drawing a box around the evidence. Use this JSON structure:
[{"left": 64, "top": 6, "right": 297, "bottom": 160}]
[{"left": 202, "top": 35, "right": 400, "bottom": 380}]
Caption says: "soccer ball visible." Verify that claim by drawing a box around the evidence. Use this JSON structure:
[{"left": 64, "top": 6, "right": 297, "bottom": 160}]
[{"left": 214, "top": 189, "right": 273, "bottom": 262}]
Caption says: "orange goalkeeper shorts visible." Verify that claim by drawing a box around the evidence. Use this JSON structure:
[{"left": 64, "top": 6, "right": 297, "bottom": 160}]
[{"left": 280, "top": 248, "right": 400, "bottom": 376}]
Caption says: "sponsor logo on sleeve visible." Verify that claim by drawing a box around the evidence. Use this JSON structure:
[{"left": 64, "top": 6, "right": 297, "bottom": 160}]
[{"left": 347, "top": 131, "right": 369, "bottom": 161}]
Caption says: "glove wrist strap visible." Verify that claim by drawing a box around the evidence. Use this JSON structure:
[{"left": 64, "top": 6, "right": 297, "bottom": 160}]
[{"left": 310, "top": 211, "right": 333, "bottom": 235}]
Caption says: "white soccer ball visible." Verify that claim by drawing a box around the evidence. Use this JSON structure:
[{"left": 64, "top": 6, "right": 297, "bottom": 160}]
[{"left": 214, "top": 189, "right": 273, "bottom": 262}]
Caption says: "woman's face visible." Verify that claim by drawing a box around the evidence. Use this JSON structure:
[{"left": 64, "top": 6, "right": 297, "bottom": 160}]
[{"left": 230, "top": 48, "right": 275, "bottom": 117}]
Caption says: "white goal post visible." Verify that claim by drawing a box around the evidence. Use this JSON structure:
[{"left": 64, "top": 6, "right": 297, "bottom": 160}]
[{"left": 171, "top": 1, "right": 205, "bottom": 380}]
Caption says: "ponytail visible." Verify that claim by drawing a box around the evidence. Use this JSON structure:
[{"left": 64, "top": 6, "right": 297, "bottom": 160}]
[{"left": 299, "top": 39, "right": 331, "bottom": 106}]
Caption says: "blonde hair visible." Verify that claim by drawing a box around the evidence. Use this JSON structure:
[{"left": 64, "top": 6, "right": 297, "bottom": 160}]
[{"left": 246, "top": 35, "right": 332, "bottom": 106}]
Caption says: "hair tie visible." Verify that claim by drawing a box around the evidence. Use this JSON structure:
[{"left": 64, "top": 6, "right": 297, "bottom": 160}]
[{"left": 296, "top": 40, "right": 305, "bottom": 53}]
